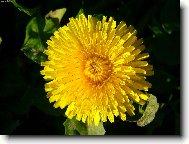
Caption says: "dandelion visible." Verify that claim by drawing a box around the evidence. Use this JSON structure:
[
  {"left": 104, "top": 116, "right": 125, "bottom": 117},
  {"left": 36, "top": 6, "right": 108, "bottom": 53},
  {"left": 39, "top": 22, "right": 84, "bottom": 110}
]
[{"left": 40, "top": 14, "right": 154, "bottom": 126}]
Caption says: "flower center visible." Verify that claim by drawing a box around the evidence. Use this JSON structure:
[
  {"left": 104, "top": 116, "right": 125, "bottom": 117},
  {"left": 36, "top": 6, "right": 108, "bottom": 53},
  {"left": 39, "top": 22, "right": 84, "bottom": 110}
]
[{"left": 83, "top": 55, "right": 113, "bottom": 85}]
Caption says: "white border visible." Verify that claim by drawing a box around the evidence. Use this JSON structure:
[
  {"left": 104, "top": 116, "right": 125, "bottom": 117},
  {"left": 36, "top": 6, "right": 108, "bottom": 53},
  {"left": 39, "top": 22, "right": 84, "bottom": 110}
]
[
  {"left": 0, "top": 136, "right": 8, "bottom": 144},
  {"left": 0, "top": 1, "right": 187, "bottom": 144}
]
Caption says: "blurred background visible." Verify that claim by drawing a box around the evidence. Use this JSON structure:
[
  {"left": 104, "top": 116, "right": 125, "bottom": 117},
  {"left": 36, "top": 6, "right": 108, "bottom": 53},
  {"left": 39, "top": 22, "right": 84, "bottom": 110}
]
[{"left": 0, "top": 0, "right": 180, "bottom": 135}]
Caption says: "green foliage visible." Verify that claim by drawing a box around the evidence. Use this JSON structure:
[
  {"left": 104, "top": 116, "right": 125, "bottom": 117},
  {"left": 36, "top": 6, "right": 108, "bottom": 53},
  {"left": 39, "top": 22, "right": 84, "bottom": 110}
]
[
  {"left": 126, "top": 95, "right": 159, "bottom": 127},
  {"left": 21, "top": 18, "right": 48, "bottom": 64},
  {"left": 21, "top": 8, "right": 66, "bottom": 63},
  {"left": 93, "top": 14, "right": 104, "bottom": 20},
  {"left": 45, "top": 8, "right": 67, "bottom": 23},
  {"left": 76, "top": 8, "right": 85, "bottom": 18},
  {"left": 137, "top": 94, "right": 159, "bottom": 127},
  {"left": 33, "top": 85, "right": 65, "bottom": 117},
  {"left": 149, "top": 18, "right": 179, "bottom": 65},
  {"left": 1, "top": 120, "right": 20, "bottom": 134},
  {"left": 159, "top": 0, "right": 179, "bottom": 36},
  {"left": 63, "top": 118, "right": 105, "bottom": 135},
  {"left": 76, "top": 8, "right": 103, "bottom": 21},
  {"left": 0, "top": 0, "right": 180, "bottom": 135},
  {"left": 126, "top": 104, "right": 144, "bottom": 122},
  {"left": 11, "top": 0, "right": 39, "bottom": 16}
]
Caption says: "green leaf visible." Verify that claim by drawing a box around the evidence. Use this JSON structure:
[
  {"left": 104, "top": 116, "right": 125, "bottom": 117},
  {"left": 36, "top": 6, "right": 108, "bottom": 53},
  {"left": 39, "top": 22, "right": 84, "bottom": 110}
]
[
  {"left": 149, "top": 19, "right": 163, "bottom": 36},
  {"left": 63, "top": 118, "right": 106, "bottom": 135},
  {"left": 126, "top": 103, "right": 145, "bottom": 122},
  {"left": 76, "top": 8, "right": 85, "bottom": 18},
  {"left": 11, "top": 0, "right": 39, "bottom": 16},
  {"left": 46, "top": 8, "right": 67, "bottom": 23},
  {"left": 44, "top": 8, "right": 66, "bottom": 33},
  {"left": 13, "top": 84, "right": 34, "bottom": 115},
  {"left": 3, "top": 120, "right": 20, "bottom": 134},
  {"left": 33, "top": 86, "right": 65, "bottom": 117},
  {"left": 22, "top": 34, "right": 48, "bottom": 63},
  {"left": 21, "top": 8, "right": 66, "bottom": 63},
  {"left": 87, "top": 123, "right": 106, "bottom": 135},
  {"left": 93, "top": 14, "right": 103, "bottom": 20},
  {"left": 162, "top": 23, "right": 179, "bottom": 34},
  {"left": 137, "top": 94, "right": 159, "bottom": 127},
  {"left": 21, "top": 16, "right": 51, "bottom": 63},
  {"left": 63, "top": 118, "right": 86, "bottom": 135},
  {"left": 0, "top": 111, "right": 20, "bottom": 134},
  {"left": 159, "top": 0, "right": 179, "bottom": 35}
]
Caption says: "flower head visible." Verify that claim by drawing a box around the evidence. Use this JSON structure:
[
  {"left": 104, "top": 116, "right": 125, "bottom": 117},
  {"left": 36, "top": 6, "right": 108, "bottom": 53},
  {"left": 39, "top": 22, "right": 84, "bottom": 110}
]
[{"left": 41, "top": 14, "right": 154, "bottom": 126}]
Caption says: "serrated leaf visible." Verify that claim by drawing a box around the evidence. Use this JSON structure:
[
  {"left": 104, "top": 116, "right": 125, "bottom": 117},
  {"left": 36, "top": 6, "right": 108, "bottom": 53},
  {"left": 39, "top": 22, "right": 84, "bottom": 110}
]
[
  {"left": 63, "top": 118, "right": 105, "bottom": 135},
  {"left": 11, "top": 0, "right": 39, "bottom": 16},
  {"left": 21, "top": 8, "right": 66, "bottom": 63},
  {"left": 137, "top": 94, "right": 159, "bottom": 127}
]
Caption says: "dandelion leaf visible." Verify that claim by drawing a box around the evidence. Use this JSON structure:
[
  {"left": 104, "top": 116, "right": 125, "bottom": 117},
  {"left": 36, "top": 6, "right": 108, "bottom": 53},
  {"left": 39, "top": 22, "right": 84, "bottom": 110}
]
[
  {"left": 137, "top": 94, "right": 159, "bottom": 127},
  {"left": 76, "top": 8, "right": 85, "bottom": 18},
  {"left": 44, "top": 8, "right": 67, "bottom": 33},
  {"left": 11, "top": 0, "right": 39, "bottom": 16},
  {"left": 63, "top": 118, "right": 105, "bottom": 135},
  {"left": 21, "top": 8, "right": 66, "bottom": 63}
]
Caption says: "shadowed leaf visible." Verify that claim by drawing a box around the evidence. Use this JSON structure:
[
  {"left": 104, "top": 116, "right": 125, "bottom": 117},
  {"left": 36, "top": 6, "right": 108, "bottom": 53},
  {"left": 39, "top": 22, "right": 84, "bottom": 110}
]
[
  {"left": 11, "top": 0, "right": 39, "bottom": 16},
  {"left": 46, "top": 8, "right": 67, "bottom": 23},
  {"left": 76, "top": 8, "right": 85, "bottom": 18},
  {"left": 63, "top": 118, "right": 105, "bottom": 135},
  {"left": 21, "top": 8, "right": 66, "bottom": 63}
]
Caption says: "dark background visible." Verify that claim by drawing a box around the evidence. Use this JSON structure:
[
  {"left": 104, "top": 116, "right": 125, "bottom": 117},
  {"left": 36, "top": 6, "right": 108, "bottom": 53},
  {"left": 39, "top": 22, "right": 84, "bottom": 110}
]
[{"left": 0, "top": 0, "right": 180, "bottom": 135}]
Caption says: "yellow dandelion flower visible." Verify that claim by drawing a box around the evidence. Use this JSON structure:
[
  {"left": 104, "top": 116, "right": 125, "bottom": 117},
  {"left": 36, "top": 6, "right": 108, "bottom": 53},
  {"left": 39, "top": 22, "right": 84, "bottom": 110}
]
[{"left": 40, "top": 14, "right": 154, "bottom": 126}]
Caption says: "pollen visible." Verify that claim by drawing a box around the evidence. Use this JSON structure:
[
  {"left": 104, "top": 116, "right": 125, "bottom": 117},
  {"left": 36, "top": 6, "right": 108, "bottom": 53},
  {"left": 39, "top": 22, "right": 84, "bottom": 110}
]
[{"left": 83, "top": 54, "right": 113, "bottom": 86}]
